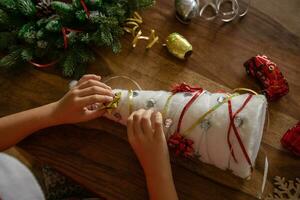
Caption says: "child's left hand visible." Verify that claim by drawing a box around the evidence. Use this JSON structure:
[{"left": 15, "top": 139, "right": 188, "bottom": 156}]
[{"left": 50, "top": 74, "right": 114, "bottom": 125}]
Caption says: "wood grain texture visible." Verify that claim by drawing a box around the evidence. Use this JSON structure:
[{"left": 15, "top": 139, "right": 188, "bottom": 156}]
[
  {"left": 19, "top": 125, "right": 256, "bottom": 200},
  {"left": 0, "top": 0, "right": 299, "bottom": 199}
]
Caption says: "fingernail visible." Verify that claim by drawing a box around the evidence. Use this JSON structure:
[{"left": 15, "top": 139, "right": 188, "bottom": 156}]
[{"left": 108, "top": 96, "right": 114, "bottom": 101}]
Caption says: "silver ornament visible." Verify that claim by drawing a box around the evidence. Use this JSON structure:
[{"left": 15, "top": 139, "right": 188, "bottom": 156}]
[
  {"left": 234, "top": 116, "right": 243, "bottom": 128},
  {"left": 146, "top": 98, "right": 156, "bottom": 108},
  {"left": 184, "top": 92, "right": 193, "bottom": 97},
  {"left": 217, "top": 96, "right": 225, "bottom": 103},
  {"left": 164, "top": 118, "right": 173, "bottom": 128},
  {"left": 175, "top": 0, "right": 199, "bottom": 24},
  {"left": 133, "top": 91, "right": 139, "bottom": 97},
  {"left": 200, "top": 119, "right": 211, "bottom": 131}
]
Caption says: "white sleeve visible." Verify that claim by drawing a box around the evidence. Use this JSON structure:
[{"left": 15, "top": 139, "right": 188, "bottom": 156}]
[{"left": 0, "top": 153, "right": 45, "bottom": 200}]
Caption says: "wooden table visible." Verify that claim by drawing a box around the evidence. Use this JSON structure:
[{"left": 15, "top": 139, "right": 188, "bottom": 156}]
[{"left": 0, "top": 0, "right": 299, "bottom": 199}]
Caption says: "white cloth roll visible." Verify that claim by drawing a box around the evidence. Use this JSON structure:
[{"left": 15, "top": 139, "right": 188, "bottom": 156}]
[{"left": 104, "top": 89, "right": 267, "bottom": 178}]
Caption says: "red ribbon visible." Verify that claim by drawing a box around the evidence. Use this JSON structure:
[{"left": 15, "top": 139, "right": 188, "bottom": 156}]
[
  {"left": 227, "top": 94, "right": 253, "bottom": 171},
  {"left": 80, "top": 0, "right": 90, "bottom": 18},
  {"left": 29, "top": 60, "right": 58, "bottom": 68},
  {"left": 176, "top": 89, "right": 203, "bottom": 134},
  {"left": 171, "top": 82, "right": 203, "bottom": 94},
  {"left": 61, "top": 27, "right": 83, "bottom": 49},
  {"left": 62, "top": 27, "right": 68, "bottom": 49},
  {"left": 168, "top": 85, "right": 203, "bottom": 158}
]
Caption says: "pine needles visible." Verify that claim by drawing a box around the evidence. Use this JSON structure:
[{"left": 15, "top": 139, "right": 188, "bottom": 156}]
[{"left": 0, "top": 0, "right": 154, "bottom": 77}]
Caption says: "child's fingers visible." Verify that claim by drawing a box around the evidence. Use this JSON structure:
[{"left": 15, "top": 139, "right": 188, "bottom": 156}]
[
  {"left": 152, "top": 112, "right": 164, "bottom": 140},
  {"left": 77, "top": 86, "right": 114, "bottom": 97},
  {"left": 133, "top": 109, "right": 145, "bottom": 138},
  {"left": 78, "top": 74, "right": 101, "bottom": 85},
  {"left": 78, "top": 95, "right": 113, "bottom": 107},
  {"left": 141, "top": 109, "right": 154, "bottom": 137},
  {"left": 84, "top": 108, "right": 106, "bottom": 120},
  {"left": 127, "top": 114, "right": 135, "bottom": 143},
  {"left": 77, "top": 79, "right": 111, "bottom": 90}
]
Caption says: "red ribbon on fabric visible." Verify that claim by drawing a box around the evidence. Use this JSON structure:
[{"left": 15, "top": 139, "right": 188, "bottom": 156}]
[
  {"left": 168, "top": 83, "right": 203, "bottom": 157},
  {"left": 171, "top": 82, "right": 203, "bottom": 94},
  {"left": 80, "top": 0, "right": 90, "bottom": 17},
  {"left": 227, "top": 94, "right": 253, "bottom": 171},
  {"left": 176, "top": 89, "right": 203, "bottom": 134},
  {"left": 29, "top": 60, "right": 58, "bottom": 68}
]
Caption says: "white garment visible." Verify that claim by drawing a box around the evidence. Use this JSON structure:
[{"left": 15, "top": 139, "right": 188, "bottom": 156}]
[
  {"left": 105, "top": 90, "right": 267, "bottom": 178},
  {"left": 0, "top": 153, "right": 45, "bottom": 200}
]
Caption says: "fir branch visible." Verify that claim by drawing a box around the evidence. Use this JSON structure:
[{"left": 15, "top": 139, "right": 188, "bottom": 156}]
[
  {"left": 0, "top": 49, "right": 23, "bottom": 68},
  {"left": 0, "top": 0, "right": 17, "bottom": 12},
  {"left": 45, "top": 19, "right": 62, "bottom": 32},
  {"left": 16, "top": 0, "right": 37, "bottom": 17},
  {"left": 51, "top": 1, "right": 73, "bottom": 16},
  {"left": 18, "top": 23, "right": 37, "bottom": 44},
  {"left": 77, "top": 48, "right": 95, "bottom": 63},
  {"left": 62, "top": 52, "right": 76, "bottom": 77},
  {"left": 0, "top": 0, "right": 155, "bottom": 77},
  {"left": 21, "top": 48, "right": 33, "bottom": 61},
  {"left": 112, "top": 40, "right": 122, "bottom": 53},
  {"left": 0, "top": 9, "right": 9, "bottom": 26}
]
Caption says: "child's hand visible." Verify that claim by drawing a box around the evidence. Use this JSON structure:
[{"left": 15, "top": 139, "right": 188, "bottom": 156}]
[
  {"left": 127, "top": 109, "right": 171, "bottom": 177},
  {"left": 51, "top": 74, "right": 114, "bottom": 124},
  {"left": 127, "top": 109, "right": 178, "bottom": 200}
]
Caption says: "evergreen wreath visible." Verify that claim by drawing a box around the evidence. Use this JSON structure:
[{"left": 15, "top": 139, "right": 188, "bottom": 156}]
[{"left": 0, "top": 0, "right": 154, "bottom": 77}]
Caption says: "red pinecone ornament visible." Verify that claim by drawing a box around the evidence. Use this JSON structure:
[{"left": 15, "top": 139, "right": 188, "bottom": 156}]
[
  {"left": 281, "top": 121, "right": 300, "bottom": 157},
  {"left": 168, "top": 133, "right": 195, "bottom": 157},
  {"left": 244, "top": 55, "right": 289, "bottom": 101}
]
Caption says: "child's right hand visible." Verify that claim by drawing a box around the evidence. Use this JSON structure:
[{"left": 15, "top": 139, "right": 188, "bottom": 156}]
[
  {"left": 127, "top": 109, "right": 178, "bottom": 200},
  {"left": 51, "top": 74, "right": 114, "bottom": 125},
  {"left": 127, "top": 109, "right": 172, "bottom": 177}
]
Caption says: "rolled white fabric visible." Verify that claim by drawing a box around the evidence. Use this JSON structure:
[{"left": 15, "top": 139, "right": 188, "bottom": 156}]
[{"left": 104, "top": 89, "right": 267, "bottom": 178}]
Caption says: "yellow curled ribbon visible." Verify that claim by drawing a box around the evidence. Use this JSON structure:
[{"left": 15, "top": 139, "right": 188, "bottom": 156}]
[
  {"left": 162, "top": 93, "right": 174, "bottom": 118},
  {"left": 99, "top": 92, "right": 121, "bottom": 114}
]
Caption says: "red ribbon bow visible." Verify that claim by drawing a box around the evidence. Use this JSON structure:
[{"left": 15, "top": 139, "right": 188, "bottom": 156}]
[
  {"left": 168, "top": 83, "right": 203, "bottom": 158},
  {"left": 168, "top": 133, "right": 194, "bottom": 157},
  {"left": 171, "top": 82, "right": 203, "bottom": 94}
]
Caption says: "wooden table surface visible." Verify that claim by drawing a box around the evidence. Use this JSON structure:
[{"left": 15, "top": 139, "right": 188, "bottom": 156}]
[{"left": 0, "top": 0, "right": 299, "bottom": 199}]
